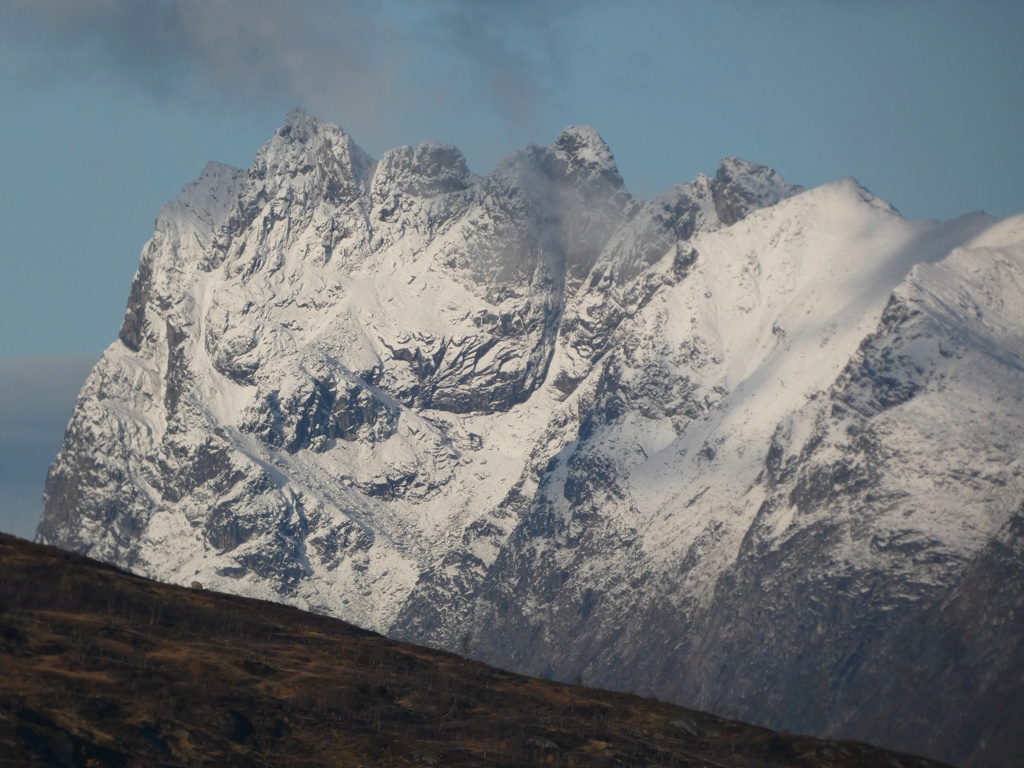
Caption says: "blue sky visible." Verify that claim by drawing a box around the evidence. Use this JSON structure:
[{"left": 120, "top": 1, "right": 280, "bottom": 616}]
[{"left": 1, "top": 0, "right": 1022, "bottom": 536}]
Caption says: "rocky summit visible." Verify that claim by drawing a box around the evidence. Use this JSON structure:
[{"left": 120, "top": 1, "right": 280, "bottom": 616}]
[{"left": 39, "top": 110, "right": 1024, "bottom": 767}]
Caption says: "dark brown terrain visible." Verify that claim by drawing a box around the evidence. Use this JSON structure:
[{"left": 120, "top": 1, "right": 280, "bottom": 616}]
[{"left": 0, "top": 533, "right": 949, "bottom": 767}]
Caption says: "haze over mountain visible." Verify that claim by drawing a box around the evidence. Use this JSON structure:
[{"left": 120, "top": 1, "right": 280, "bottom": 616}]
[{"left": 38, "top": 112, "right": 1024, "bottom": 768}]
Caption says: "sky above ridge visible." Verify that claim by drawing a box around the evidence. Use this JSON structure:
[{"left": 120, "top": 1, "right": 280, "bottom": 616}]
[{"left": 0, "top": 0, "right": 1022, "bottom": 535}]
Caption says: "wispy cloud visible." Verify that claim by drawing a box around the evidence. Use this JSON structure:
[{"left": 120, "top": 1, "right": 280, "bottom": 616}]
[
  {"left": 1, "top": 1, "right": 400, "bottom": 117},
  {"left": 0, "top": 0, "right": 581, "bottom": 142},
  {"left": 426, "top": 0, "right": 581, "bottom": 133}
]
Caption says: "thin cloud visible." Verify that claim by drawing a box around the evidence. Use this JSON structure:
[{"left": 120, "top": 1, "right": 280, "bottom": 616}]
[
  {"left": 0, "top": 1, "right": 401, "bottom": 115},
  {"left": 0, "top": 0, "right": 581, "bottom": 145},
  {"left": 428, "top": 0, "right": 582, "bottom": 133}
]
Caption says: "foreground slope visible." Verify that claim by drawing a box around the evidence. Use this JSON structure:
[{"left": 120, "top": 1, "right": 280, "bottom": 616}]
[
  {"left": 0, "top": 533, "right": 949, "bottom": 768},
  {"left": 38, "top": 112, "right": 1024, "bottom": 767}
]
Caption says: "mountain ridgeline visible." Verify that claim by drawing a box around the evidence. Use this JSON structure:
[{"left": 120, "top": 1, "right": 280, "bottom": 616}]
[{"left": 39, "top": 110, "right": 1024, "bottom": 767}]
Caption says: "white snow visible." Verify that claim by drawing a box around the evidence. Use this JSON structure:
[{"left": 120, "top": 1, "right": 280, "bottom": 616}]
[{"left": 41, "top": 112, "right": 1024, "bottom": 648}]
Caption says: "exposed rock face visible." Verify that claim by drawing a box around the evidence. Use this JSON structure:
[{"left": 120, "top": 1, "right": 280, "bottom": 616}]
[{"left": 39, "top": 111, "right": 1024, "bottom": 767}]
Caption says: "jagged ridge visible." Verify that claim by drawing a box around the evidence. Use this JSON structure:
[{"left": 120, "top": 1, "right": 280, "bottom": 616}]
[{"left": 39, "top": 111, "right": 1024, "bottom": 768}]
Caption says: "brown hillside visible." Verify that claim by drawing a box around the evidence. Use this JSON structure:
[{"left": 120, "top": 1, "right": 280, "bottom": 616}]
[{"left": 0, "top": 533, "right": 949, "bottom": 767}]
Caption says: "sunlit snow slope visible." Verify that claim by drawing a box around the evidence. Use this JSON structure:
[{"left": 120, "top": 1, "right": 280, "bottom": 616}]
[{"left": 39, "top": 111, "right": 1024, "bottom": 768}]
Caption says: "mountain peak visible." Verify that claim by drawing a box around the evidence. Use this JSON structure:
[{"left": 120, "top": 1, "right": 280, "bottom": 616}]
[
  {"left": 372, "top": 140, "right": 473, "bottom": 201},
  {"left": 713, "top": 156, "right": 803, "bottom": 225},
  {"left": 553, "top": 124, "right": 622, "bottom": 180},
  {"left": 251, "top": 111, "right": 375, "bottom": 204},
  {"left": 274, "top": 107, "right": 328, "bottom": 144}
]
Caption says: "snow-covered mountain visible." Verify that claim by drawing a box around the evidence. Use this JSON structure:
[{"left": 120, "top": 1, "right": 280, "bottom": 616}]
[{"left": 39, "top": 110, "right": 1024, "bottom": 767}]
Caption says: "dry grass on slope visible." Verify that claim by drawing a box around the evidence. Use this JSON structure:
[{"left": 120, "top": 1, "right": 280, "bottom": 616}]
[{"left": 0, "top": 533, "right": 949, "bottom": 768}]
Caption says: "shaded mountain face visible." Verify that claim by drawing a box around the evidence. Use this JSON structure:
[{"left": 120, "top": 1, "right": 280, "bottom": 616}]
[
  {"left": 0, "top": 533, "right": 950, "bottom": 768},
  {"left": 38, "top": 111, "right": 1024, "bottom": 768}
]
